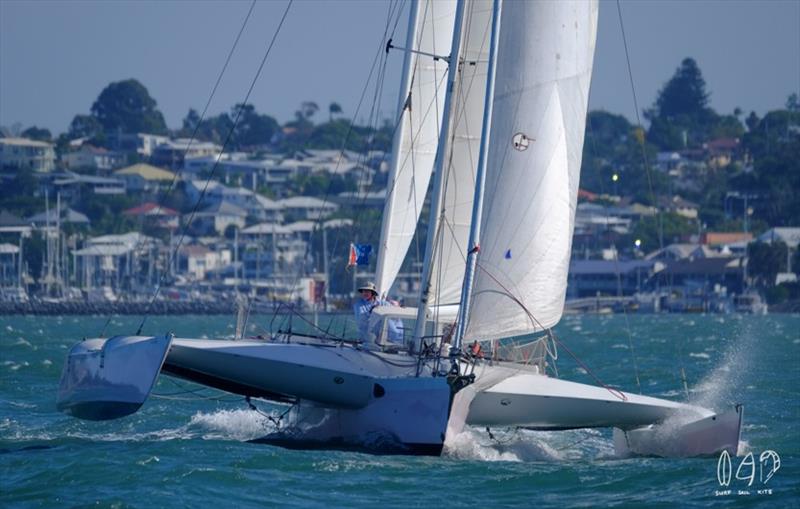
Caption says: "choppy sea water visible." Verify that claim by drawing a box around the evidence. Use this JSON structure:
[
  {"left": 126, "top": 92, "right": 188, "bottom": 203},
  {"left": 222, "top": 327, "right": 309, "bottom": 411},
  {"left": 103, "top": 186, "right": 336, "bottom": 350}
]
[{"left": 1, "top": 313, "right": 798, "bottom": 507}]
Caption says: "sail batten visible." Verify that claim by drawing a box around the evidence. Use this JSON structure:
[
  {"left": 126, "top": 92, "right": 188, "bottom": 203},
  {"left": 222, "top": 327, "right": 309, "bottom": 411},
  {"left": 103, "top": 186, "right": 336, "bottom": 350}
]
[{"left": 464, "top": 0, "right": 598, "bottom": 341}]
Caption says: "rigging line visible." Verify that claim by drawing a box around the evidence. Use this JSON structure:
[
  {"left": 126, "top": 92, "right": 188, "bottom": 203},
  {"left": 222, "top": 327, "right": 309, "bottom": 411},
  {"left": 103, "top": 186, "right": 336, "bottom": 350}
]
[
  {"left": 97, "top": 0, "right": 259, "bottom": 339},
  {"left": 423, "top": 2, "right": 494, "bottom": 322},
  {"left": 473, "top": 260, "right": 628, "bottom": 402},
  {"left": 265, "top": 0, "right": 405, "bottom": 335},
  {"left": 363, "top": 73, "right": 451, "bottom": 288},
  {"left": 413, "top": 0, "right": 438, "bottom": 278},
  {"left": 586, "top": 111, "right": 643, "bottom": 394},
  {"left": 135, "top": 0, "right": 294, "bottom": 336},
  {"left": 282, "top": 305, "right": 347, "bottom": 341},
  {"left": 616, "top": 0, "right": 663, "bottom": 250}
]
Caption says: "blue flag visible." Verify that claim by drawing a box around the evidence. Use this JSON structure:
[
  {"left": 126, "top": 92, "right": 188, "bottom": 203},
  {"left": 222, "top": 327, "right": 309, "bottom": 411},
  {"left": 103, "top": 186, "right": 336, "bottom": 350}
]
[{"left": 354, "top": 244, "right": 372, "bottom": 266}]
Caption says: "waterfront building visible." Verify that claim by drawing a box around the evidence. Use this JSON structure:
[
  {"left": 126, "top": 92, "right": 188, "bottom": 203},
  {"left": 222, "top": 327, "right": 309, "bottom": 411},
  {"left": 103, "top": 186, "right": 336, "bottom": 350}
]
[
  {"left": 71, "top": 232, "right": 160, "bottom": 291},
  {"left": 567, "top": 259, "right": 662, "bottom": 298},
  {"left": 177, "top": 244, "right": 232, "bottom": 281}
]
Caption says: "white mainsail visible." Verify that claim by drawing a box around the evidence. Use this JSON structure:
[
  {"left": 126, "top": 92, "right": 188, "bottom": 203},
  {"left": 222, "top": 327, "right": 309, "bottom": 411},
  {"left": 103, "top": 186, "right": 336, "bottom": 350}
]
[
  {"left": 375, "top": 0, "right": 456, "bottom": 296},
  {"left": 426, "top": 0, "right": 493, "bottom": 307},
  {"left": 464, "top": 0, "right": 598, "bottom": 340}
]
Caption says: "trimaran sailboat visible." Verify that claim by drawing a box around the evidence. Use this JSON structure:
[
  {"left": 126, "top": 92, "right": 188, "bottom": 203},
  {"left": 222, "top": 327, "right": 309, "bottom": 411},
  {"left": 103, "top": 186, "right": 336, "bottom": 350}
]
[{"left": 57, "top": 0, "right": 742, "bottom": 457}]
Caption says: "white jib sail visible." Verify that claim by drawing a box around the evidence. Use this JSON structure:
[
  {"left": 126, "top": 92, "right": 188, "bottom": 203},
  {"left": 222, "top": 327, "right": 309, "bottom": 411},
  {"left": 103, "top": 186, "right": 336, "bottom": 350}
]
[
  {"left": 464, "top": 0, "right": 598, "bottom": 339},
  {"left": 427, "top": 0, "right": 493, "bottom": 307},
  {"left": 375, "top": 0, "right": 456, "bottom": 296}
]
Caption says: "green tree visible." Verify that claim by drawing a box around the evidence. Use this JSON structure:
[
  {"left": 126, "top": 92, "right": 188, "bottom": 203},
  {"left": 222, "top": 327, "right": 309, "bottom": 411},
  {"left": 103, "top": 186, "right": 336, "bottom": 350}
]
[
  {"left": 631, "top": 213, "right": 694, "bottom": 252},
  {"left": 230, "top": 103, "right": 279, "bottom": 149},
  {"left": 786, "top": 93, "right": 799, "bottom": 112},
  {"left": 23, "top": 232, "right": 46, "bottom": 282},
  {"left": 299, "top": 101, "right": 319, "bottom": 122},
  {"left": 650, "top": 58, "right": 711, "bottom": 119},
  {"left": 329, "top": 102, "right": 342, "bottom": 122},
  {"left": 182, "top": 108, "right": 202, "bottom": 133},
  {"left": 736, "top": 109, "right": 800, "bottom": 225},
  {"left": 747, "top": 241, "right": 788, "bottom": 287},
  {"left": 709, "top": 114, "right": 744, "bottom": 139},
  {"left": 745, "top": 111, "right": 759, "bottom": 132},
  {"left": 645, "top": 58, "right": 718, "bottom": 149},
  {"left": 0, "top": 168, "right": 40, "bottom": 217},
  {"left": 21, "top": 126, "right": 52, "bottom": 142},
  {"left": 307, "top": 119, "right": 364, "bottom": 150},
  {"left": 67, "top": 114, "right": 103, "bottom": 139},
  {"left": 90, "top": 79, "right": 168, "bottom": 134}
]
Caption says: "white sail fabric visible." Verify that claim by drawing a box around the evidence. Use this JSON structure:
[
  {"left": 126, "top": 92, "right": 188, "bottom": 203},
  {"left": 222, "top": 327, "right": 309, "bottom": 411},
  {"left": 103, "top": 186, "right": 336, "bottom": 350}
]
[
  {"left": 427, "top": 0, "right": 492, "bottom": 307},
  {"left": 465, "top": 0, "right": 598, "bottom": 339},
  {"left": 375, "top": 0, "right": 456, "bottom": 296}
]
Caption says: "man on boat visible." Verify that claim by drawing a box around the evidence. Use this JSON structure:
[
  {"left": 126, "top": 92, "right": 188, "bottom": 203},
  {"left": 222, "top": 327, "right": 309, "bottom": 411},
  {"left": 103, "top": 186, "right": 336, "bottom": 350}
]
[{"left": 353, "top": 281, "right": 387, "bottom": 341}]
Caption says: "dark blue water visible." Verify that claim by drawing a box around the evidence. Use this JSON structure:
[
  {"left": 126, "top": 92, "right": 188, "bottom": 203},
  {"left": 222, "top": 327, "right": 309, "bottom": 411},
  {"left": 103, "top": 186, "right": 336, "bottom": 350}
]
[{"left": 2, "top": 313, "right": 798, "bottom": 507}]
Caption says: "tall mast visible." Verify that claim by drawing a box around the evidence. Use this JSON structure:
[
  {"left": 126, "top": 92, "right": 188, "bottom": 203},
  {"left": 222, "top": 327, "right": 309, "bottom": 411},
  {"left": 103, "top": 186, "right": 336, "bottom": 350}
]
[
  {"left": 375, "top": 0, "right": 421, "bottom": 296},
  {"left": 411, "top": 0, "right": 468, "bottom": 350},
  {"left": 452, "top": 0, "right": 502, "bottom": 354}
]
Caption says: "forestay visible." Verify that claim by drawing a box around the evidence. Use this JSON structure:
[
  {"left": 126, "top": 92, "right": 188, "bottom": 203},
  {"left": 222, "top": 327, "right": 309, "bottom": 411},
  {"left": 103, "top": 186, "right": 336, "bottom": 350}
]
[
  {"left": 375, "top": 0, "right": 456, "bottom": 296},
  {"left": 464, "top": 1, "right": 598, "bottom": 340}
]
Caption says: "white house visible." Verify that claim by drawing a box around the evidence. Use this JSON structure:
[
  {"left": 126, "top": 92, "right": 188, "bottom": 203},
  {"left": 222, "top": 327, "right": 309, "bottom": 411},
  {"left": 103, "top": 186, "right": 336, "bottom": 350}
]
[
  {"left": 107, "top": 132, "right": 169, "bottom": 157},
  {"left": 152, "top": 138, "right": 222, "bottom": 169},
  {"left": 0, "top": 137, "right": 56, "bottom": 172},
  {"left": 278, "top": 196, "right": 338, "bottom": 220},
  {"left": 61, "top": 145, "right": 125, "bottom": 172}
]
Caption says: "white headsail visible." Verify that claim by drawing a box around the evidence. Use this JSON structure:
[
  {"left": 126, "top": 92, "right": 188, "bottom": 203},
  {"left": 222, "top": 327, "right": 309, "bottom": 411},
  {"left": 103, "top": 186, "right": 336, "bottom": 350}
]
[
  {"left": 464, "top": 0, "right": 598, "bottom": 340},
  {"left": 427, "top": 0, "right": 493, "bottom": 307},
  {"left": 375, "top": 0, "right": 456, "bottom": 296}
]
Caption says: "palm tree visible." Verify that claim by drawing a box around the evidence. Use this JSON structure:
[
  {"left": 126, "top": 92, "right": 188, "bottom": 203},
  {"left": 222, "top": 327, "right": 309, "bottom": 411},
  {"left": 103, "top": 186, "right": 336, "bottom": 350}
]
[{"left": 329, "top": 102, "right": 342, "bottom": 122}]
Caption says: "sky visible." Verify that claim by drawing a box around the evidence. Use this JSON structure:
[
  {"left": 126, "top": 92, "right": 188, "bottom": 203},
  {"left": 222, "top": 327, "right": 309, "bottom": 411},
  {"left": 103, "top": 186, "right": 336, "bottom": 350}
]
[{"left": 1, "top": 0, "right": 798, "bottom": 136}]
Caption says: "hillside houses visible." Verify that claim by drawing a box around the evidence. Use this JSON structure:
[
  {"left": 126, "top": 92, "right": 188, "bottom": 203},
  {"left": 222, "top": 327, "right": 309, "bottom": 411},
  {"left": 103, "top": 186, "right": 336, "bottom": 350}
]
[{"left": 1, "top": 116, "right": 795, "bottom": 313}]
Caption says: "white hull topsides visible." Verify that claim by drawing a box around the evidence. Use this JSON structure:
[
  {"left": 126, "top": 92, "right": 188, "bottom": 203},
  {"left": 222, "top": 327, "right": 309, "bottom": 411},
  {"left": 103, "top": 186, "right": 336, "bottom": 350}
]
[{"left": 57, "top": 333, "right": 742, "bottom": 457}]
